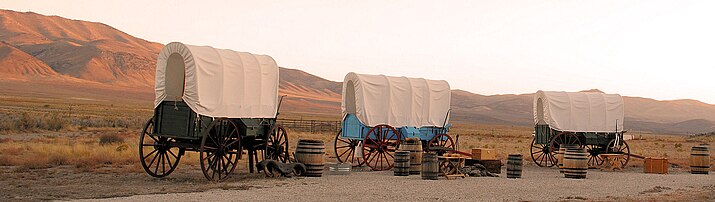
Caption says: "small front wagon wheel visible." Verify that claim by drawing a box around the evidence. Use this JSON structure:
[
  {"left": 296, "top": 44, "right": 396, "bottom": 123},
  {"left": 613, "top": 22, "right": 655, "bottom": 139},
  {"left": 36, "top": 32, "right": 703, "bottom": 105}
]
[
  {"left": 266, "top": 125, "right": 290, "bottom": 163},
  {"left": 139, "top": 118, "right": 181, "bottom": 178}
]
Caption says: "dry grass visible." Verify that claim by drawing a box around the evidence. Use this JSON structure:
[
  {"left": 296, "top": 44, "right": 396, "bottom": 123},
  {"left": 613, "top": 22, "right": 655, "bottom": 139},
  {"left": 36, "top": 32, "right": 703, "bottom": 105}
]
[{"left": 0, "top": 133, "right": 138, "bottom": 171}]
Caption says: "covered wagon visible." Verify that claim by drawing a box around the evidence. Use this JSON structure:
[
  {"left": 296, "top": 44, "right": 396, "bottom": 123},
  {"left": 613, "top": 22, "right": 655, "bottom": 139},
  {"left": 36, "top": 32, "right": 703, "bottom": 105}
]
[
  {"left": 139, "top": 42, "right": 289, "bottom": 181},
  {"left": 334, "top": 72, "right": 454, "bottom": 171},
  {"left": 531, "top": 90, "right": 630, "bottom": 168}
]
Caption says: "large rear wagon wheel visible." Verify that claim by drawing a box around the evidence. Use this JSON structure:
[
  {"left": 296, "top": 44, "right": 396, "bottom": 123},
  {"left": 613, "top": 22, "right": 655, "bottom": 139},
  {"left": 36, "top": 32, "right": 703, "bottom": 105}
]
[
  {"left": 334, "top": 129, "right": 365, "bottom": 167},
  {"left": 530, "top": 138, "right": 556, "bottom": 167},
  {"left": 362, "top": 124, "right": 401, "bottom": 171},
  {"left": 200, "top": 119, "right": 241, "bottom": 181},
  {"left": 607, "top": 139, "right": 631, "bottom": 168},
  {"left": 139, "top": 118, "right": 182, "bottom": 178}
]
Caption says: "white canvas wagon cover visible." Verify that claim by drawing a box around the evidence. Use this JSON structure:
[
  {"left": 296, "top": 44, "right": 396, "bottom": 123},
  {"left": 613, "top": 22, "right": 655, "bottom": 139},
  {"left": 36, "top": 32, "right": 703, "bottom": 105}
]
[
  {"left": 154, "top": 42, "right": 279, "bottom": 118},
  {"left": 342, "top": 72, "right": 451, "bottom": 128},
  {"left": 534, "top": 91, "right": 624, "bottom": 132}
]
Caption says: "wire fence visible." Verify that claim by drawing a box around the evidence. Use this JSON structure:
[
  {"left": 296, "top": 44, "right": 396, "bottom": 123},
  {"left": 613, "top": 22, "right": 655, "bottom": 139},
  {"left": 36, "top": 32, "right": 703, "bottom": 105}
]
[{"left": 277, "top": 119, "right": 340, "bottom": 133}]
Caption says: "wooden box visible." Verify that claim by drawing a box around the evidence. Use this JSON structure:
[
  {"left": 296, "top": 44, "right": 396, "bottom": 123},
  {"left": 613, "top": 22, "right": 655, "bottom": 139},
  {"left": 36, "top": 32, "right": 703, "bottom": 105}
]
[
  {"left": 472, "top": 148, "right": 497, "bottom": 160},
  {"left": 644, "top": 157, "right": 668, "bottom": 174}
]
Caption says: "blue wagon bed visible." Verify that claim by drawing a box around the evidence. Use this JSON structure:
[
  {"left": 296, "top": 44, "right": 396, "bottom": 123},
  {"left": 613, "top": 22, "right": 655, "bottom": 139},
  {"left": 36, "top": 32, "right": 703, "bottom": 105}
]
[{"left": 334, "top": 72, "right": 454, "bottom": 171}]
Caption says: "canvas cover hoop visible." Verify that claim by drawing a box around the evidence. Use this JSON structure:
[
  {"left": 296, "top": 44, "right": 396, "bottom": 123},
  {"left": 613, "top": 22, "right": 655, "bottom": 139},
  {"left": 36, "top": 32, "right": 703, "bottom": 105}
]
[
  {"left": 154, "top": 42, "right": 279, "bottom": 118},
  {"left": 342, "top": 72, "right": 451, "bottom": 128},
  {"left": 534, "top": 90, "right": 624, "bottom": 132}
]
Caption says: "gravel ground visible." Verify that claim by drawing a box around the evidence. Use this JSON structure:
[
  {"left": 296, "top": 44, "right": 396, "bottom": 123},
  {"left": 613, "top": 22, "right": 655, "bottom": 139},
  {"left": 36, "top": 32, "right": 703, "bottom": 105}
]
[{"left": 84, "top": 165, "right": 715, "bottom": 202}]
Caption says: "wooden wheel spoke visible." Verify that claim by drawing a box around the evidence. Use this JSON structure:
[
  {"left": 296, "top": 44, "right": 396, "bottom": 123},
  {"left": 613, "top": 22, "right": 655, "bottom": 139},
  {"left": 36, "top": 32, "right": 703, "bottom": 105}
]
[
  {"left": 338, "top": 147, "right": 352, "bottom": 158},
  {"left": 167, "top": 149, "right": 178, "bottom": 159},
  {"left": 143, "top": 149, "right": 158, "bottom": 160},
  {"left": 148, "top": 150, "right": 161, "bottom": 169}
]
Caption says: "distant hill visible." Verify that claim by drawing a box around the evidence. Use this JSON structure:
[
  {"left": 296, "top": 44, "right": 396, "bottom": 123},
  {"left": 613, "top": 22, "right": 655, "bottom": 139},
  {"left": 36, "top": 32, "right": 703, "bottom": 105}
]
[
  {"left": 0, "top": 41, "right": 57, "bottom": 78},
  {"left": 0, "top": 9, "right": 161, "bottom": 86},
  {"left": 0, "top": 9, "right": 713, "bottom": 134}
]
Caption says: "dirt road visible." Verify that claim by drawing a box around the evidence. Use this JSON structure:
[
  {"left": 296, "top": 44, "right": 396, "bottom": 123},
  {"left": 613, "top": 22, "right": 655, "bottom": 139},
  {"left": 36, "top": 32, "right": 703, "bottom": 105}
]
[{"left": 83, "top": 166, "right": 714, "bottom": 202}]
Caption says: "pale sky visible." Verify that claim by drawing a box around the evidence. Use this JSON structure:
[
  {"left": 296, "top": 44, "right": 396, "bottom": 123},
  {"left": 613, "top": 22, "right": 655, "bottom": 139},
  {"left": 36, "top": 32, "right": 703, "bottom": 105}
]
[{"left": 2, "top": 1, "right": 714, "bottom": 104}]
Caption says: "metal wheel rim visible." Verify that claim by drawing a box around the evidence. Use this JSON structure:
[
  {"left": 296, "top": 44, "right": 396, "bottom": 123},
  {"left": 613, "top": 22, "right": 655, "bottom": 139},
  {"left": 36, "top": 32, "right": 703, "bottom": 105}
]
[{"left": 139, "top": 118, "right": 181, "bottom": 178}]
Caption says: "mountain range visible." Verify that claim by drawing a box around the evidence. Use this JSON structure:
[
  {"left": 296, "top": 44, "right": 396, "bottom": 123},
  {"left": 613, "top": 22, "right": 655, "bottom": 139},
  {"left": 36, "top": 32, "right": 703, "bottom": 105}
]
[{"left": 0, "top": 9, "right": 713, "bottom": 134}]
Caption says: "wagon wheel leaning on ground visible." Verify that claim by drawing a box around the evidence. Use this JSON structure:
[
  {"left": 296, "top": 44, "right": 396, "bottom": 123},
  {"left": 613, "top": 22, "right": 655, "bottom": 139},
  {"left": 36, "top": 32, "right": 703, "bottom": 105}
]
[
  {"left": 606, "top": 139, "right": 631, "bottom": 168},
  {"left": 264, "top": 125, "right": 290, "bottom": 163},
  {"left": 334, "top": 129, "right": 365, "bottom": 167},
  {"left": 139, "top": 118, "right": 182, "bottom": 178},
  {"left": 199, "top": 118, "right": 241, "bottom": 181},
  {"left": 530, "top": 137, "right": 557, "bottom": 167},
  {"left": 426, "top": 133, "right": 455, "bottom": 156},
  {"left": 362, "top": 124, "right": 401, "bottom": 171}
]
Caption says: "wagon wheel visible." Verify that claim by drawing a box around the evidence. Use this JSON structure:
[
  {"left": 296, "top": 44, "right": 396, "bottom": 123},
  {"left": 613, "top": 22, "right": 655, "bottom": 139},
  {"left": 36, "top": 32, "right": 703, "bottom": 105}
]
[
  {"left": 606, "top": 139, "right": 631, "bottom": 168},
  {"left": 265, "top": 125, "right": 290, "bottom": 163},
  {"left": 362, "top": 124, "right": 401, "bottom": 171},
  {"left": 584, "top": 144, "right": 605, "bottom": 167},
  {"left": 334, "top": 129, "right": 365, "bottom": 167},
  {"left": 427, "top": 134, "right": 455, "bottom": 156},
  {"left": 200, "top": 119, "right": 241, "bottom": 181},
  {"left": 139, "top": 118, "right": 182, "bottom": 177},
  {"left": 530, "top": 137, "right": 556, "bottom": 167}
]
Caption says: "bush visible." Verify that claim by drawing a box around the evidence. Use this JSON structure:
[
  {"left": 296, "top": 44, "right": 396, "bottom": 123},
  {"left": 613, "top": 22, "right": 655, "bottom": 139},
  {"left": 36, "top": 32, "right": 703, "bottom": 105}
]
[
  {"left": 43, "top": 113, "right": 67, "bottom": 131},
  {"left": 99, "top": 133, "right": 124, "bottom": 145},
  {"left": 15, "top": 113, "right": 37, "bottom": 131}
]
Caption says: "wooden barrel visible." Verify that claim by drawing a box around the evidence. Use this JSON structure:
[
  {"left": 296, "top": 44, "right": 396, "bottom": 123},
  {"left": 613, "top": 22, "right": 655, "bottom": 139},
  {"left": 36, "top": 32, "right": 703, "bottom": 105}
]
[
  {"left": 421, "top": 152, "right": 438, "bottom": 180},
  {"left": 394, "top": 151, "right": 410, "bottom": 176},
  {"left": 563, "top": 148, "right": 588, "bottom": 179},
  {"left": 295, "top": 139, "right": 325, "bottom": 177},
  {"left": 506, "top": 154, "right": 523, "bottom": 178},
  {"left": 558, "top": 144, "right": 579, "bottom": 173},
  {"left": 401, "top": 138, "right": 423, "bottom": 175},
  {"left": 690, "top": 146, "right": 710, "bottom": 174}
]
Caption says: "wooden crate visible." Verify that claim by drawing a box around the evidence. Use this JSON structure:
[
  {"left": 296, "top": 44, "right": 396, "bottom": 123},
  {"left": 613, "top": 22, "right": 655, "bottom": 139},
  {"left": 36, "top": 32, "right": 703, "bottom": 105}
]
[
  {"left": 472, "top": 148, "right": 497, "bottom": 160},
  {"left": 644, "top": 157, "right": 668, "bottom": 174}
]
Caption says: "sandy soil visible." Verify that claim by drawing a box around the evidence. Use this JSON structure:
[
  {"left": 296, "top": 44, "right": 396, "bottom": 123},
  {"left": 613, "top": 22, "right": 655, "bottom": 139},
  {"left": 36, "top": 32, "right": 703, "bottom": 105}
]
[
  {"left": 86, "top": 166, "right": 714, "bottom": 202},
  {"left": 3, "top": 163, "right": 710, "bottom": 202}
]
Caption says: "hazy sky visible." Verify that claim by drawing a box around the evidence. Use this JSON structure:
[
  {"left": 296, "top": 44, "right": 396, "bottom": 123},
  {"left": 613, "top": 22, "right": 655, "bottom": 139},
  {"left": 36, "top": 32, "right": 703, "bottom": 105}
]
[{"left": 2, "top": 1, "right": 714, "bottom": 104}]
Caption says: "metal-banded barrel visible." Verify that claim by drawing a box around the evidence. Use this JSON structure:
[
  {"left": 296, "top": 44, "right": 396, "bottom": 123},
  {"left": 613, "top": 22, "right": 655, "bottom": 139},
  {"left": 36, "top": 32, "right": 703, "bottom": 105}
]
[
  {"left": 401, "top": 138, "right": 423, "bottom": 175},
  {"left": 507, "top": 154, "right": 523, "bottom": 178},
  {"left": 690, "top": 146, "right": 710, "bottom": 175},
  {"left": 421, "top": 152, "right": 438, "bottom": 180},
  {"left": 563, "top": 148, "right": 588, "bottom": 179},
  {"left": 394, "top": 151, "right": 410, "bottom": 176},
  {"left": 295, "top": 139, "right": 325, "bottom": 177},
  {"left": 558, "top": 144, "right": 580, "bottom": 173}
]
